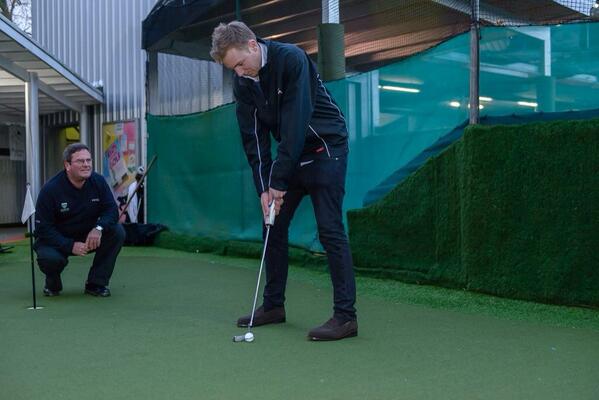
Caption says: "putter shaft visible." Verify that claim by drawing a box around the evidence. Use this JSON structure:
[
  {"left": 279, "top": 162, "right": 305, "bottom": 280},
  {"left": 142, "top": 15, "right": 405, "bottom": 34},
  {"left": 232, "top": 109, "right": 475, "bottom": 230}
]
[{"left": 247, "top": 202, "right": 276, "bottom": 330}]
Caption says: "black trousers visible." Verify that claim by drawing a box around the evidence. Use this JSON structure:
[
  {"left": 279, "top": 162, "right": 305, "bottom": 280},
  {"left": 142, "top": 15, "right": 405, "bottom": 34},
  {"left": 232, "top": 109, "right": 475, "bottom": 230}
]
[
  {"left": 35, "top": 224, "right": 125, "bottom": 289},
  {"left": 263, "top": 155, "right": 357, "bottom": 321}
]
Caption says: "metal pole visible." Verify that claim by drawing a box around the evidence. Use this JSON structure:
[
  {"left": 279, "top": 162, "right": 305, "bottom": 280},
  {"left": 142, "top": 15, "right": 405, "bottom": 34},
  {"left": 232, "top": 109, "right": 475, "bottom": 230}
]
[
  {"left": 469, "top": 0, "right": 480, "bottom": 124},
  {"left": 322, "top": 0, "right": 339, "bottom": 23},
  {"left": 80, "top": 105, "right": 89, "bottom": 145},
  {"left": 93, "top": 104, "right": 103, "bottom": 173},
  {"left": 318, "top": 0, "right": 345, "bottom": 81},
  {"left": 29, "top": 216, "right": 37, "bottom": 309}
]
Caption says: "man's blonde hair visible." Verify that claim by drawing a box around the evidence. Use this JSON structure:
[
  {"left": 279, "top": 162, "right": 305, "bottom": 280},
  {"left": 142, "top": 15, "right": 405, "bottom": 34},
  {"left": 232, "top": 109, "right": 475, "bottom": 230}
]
[{"left": 210, "top": 21, "right": 256, "bottom": 63}]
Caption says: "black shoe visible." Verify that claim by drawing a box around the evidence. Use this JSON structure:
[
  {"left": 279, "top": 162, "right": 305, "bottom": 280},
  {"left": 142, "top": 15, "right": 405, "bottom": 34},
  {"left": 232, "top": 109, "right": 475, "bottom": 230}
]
[
  {"left": 43, "top": 286, "right": 60, "bottom": 297},
  {"left": 237, "top": 305, "right": 286, "bottom": 327},
  {"left": 45, "top": 274, "right": 63, "bottom": 292},
  {"left": 84, "top": 283, "right": 111, "bottom": 297},
  {"left": 308, "top": 317, "right": 358, "bottom": 341}
]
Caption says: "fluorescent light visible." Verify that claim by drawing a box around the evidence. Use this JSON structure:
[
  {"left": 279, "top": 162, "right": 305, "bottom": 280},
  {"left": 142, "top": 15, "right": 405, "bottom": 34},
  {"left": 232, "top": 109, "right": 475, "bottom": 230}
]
[
  {"left": 517, "top": 101, "right": 538, "bottom": 107},
  {"left": 451, "top": 100, "right": 489, "bottom": 108},
  {"left": 479, "top": 96, "right": 493, "bottom": 102},
  {"left": 460, "top": 101, "right": 485, "bottom": 110},
  {"left": 378, "top": 85, "right": 420, "bottom": 93}
]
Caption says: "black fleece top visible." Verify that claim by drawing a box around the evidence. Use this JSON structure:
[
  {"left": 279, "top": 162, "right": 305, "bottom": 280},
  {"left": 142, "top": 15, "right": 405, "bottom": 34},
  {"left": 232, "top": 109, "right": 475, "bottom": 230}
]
[
  {"left": 34, "top": 170, "right": 118, "bottom": 255},
  {"left": 234, "top": 38, "right": 349, "bottom": 195}
]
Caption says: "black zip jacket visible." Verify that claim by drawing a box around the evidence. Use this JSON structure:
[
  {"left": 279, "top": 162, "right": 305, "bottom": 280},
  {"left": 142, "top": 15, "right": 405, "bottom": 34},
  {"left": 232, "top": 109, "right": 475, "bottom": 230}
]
[
  {"left": 34, "top": 170, "right": 118, "bottom": 255},
  {"left": 234, "top": 39, "right": 349, "bottom": 194}
]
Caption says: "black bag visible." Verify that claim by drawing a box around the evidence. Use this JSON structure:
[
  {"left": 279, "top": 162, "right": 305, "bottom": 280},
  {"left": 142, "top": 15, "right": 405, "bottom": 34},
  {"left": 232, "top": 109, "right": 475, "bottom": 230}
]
[{"left": 123, "top": 223, "right": 166, "bottom": 246}]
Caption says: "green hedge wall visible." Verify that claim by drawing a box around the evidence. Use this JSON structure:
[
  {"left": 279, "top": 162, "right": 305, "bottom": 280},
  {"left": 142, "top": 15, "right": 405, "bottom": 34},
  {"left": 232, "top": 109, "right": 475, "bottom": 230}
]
[{"left": 347, "top": 119, "right": 599, "bottom": 306}]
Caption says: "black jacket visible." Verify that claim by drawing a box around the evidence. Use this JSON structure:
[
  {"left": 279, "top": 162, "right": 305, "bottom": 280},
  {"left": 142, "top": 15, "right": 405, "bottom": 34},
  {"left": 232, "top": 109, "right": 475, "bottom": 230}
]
[
  {"left": 34, "top": 171, "right": 118, "bottom": 255},
  {"left": 234, "top": 39, "right": 349, "bottom": 194}
]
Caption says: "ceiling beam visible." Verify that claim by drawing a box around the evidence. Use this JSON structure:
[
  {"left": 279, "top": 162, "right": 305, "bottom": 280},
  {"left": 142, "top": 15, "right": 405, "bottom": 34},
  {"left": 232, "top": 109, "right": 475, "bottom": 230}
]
[
  {"left": 0, "top": 112, "right": 24, "bottom": 123},
  {"left": 0, "top": 53, "right": 79, "bottom": 111},
  {"left": 38, "top": 80, "right": 80, "bottom": 111}
]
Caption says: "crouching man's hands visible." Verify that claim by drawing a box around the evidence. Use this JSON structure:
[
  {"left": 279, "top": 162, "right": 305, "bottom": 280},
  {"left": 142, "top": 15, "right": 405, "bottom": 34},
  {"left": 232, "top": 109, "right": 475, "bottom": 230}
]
[
  {"left": 72, "top": 241, "right": 89, "bottom": 256},
  {"left": 85, "top": 227, "right": 102, "bottom": 251}
]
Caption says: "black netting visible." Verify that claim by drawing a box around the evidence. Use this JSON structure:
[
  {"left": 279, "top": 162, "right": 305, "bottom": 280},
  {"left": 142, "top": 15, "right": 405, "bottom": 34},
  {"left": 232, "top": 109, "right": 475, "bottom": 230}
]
[
  {"left": 479, "top": 0, "right": 596, "bottom": 25},
  {"left": 340, "top": 0, "right": 471, "bottom": 72},
  {"left": 339, "top": 0, "right": 599, "bottom": 71},
  {"left": 142, "top": 0, "right": 599, "bottom": 71}
]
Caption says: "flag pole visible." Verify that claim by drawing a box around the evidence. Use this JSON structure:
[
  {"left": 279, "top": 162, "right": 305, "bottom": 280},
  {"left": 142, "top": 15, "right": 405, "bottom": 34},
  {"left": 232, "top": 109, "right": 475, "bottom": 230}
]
[
  {"left": 28, "top": 215, "right": 37, "bottom": 309},
  {"left": 22, "top": 183, "right": 42, "bottom": 310}
]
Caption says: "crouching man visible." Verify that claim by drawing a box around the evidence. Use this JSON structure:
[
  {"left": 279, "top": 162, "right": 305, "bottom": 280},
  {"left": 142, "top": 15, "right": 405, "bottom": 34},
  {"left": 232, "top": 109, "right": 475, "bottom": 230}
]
[{"left": 34, "top": 143, "right": 125, "bottom": 297}]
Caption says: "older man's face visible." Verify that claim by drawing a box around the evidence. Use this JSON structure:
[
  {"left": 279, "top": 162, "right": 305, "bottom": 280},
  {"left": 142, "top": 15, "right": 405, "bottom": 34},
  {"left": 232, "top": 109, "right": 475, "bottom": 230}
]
[
  {"left": 65, "top": 149, "right": 93, "bottom": 181},
  {"left": 222, "top": 40, "right": 262, "bottom": 78}
]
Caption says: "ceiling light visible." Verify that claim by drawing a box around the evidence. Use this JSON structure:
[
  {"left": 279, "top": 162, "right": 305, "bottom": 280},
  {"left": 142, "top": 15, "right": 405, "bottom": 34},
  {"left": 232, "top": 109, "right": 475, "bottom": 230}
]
[
  {"left": 479, "top": 96, "right": 493, "bottom": 102},
  {"left": 378, "top": 85, "right": 420, "bottom": 93},
  {"left": 517, "top": 101, "right": 538, "bottom": 107},
  {"left": 449, "top": 101, "right": 461, "bottom": 108}
]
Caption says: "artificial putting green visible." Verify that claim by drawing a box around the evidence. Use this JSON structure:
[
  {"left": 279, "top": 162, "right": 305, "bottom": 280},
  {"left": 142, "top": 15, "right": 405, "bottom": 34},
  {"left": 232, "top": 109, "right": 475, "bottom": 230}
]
[{"left": 1, "top": 242, "right": 598, "bottom": 400}]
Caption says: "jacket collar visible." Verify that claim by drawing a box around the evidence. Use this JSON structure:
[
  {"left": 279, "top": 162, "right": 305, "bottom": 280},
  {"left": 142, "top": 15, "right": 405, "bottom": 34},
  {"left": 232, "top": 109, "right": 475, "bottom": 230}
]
[{"left": 257, "top": 38, "right": 272, "bottom": 78}]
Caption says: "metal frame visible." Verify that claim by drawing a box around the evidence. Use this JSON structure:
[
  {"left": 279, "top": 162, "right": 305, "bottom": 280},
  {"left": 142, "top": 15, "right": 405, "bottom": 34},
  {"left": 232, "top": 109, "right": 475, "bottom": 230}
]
[{"left": 0, "top": 14, "right": 104, "bottom": 204}]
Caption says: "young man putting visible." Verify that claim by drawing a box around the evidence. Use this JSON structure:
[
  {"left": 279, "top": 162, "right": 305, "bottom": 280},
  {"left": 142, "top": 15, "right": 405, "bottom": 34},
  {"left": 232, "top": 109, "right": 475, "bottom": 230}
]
[{"left": 211, "top": 21, "right": 357, "bottom": 341}]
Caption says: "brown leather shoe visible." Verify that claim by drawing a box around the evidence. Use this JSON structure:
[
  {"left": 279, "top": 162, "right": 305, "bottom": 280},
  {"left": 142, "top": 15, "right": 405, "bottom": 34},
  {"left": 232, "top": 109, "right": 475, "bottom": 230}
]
[
  {"left": 308, "top": 317, "right": 358, "bottom": 341},
  {"left": 237, "top": 305, "right": 286, "bottom": 327}
]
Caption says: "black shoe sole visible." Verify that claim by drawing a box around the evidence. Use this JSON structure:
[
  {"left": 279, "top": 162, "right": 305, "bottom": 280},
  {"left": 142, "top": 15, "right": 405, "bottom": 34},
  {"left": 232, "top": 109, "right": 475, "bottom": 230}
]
[
  {"left": 308, "top": 331, "right": 358, "bottom": 341},
  {"left": 43, "top": 290, "right": 60, "bottom": 297},
  {"left": 237, "top": 317, "right": 286, "bottom": 328},
  {"left": 84, "top": 289, "right": 111, "bottom": 297}
]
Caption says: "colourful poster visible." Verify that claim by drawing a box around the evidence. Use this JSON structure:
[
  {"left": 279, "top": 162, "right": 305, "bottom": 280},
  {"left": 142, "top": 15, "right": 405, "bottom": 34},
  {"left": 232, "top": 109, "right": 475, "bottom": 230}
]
[{"left": 102, "top": 121, "right": 138, "bottom": 199}]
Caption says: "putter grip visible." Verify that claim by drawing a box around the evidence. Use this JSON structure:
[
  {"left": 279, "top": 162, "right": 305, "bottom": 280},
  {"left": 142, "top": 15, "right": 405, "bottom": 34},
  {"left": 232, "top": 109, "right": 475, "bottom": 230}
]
[{"left": 266, "top": 201, "right": 276, "bottom": 226}]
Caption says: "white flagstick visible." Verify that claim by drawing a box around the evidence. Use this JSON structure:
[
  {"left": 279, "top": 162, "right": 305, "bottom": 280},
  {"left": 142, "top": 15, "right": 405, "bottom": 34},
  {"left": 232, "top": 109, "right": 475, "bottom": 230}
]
[{"left": 21, "top": 184, "right": 42, "bottom": 310}]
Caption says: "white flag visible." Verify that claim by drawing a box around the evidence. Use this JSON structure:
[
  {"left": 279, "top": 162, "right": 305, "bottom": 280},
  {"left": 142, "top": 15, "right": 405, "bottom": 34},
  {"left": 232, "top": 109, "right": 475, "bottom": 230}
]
[{"left": 21, "top": 184, "right": 36, "bottom": 224}]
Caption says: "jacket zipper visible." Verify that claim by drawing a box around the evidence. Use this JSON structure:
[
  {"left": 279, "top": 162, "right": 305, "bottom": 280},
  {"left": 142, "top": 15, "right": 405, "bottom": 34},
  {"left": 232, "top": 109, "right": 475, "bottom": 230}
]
[{"left": 276, "top": 87, "right": 282, "bottom": 138}]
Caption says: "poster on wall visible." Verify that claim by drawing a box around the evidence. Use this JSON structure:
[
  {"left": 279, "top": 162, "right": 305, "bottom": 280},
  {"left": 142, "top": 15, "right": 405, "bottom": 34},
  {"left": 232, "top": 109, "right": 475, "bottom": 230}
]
[
  {"left": 102, "top": 120, "right": 138, "bottom": 200},
  {"left": 8, "top": 125, "right": 25, "bottom": 161}
]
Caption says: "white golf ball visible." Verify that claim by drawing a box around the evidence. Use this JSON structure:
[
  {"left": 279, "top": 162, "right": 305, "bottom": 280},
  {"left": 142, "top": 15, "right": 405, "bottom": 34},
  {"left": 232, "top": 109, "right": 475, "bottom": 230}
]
[{"left": 244, "top": 332, "right": 254, "bottom": 342}]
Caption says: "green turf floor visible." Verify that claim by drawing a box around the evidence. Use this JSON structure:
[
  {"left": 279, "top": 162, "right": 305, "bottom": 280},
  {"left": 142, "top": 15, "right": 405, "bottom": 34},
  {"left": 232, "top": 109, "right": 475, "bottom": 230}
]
[{"left": 1, "top": 242, "right": 598, "bottom": 400}]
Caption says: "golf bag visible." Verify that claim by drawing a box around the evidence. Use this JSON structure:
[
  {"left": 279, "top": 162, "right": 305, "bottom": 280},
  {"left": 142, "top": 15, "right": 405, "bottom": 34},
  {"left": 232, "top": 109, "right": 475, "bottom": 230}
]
[{"left": 122, "top": 223, "right": 166, "bottom": 246}]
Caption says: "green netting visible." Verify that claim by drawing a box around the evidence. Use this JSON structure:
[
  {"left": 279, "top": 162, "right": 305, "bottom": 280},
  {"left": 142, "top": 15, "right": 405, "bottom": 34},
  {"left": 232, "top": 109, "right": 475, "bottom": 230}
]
[
  {"left": 146, "top": 106, "right": 257, "bottom": 240},
  {"left": 479, "top": 23, "right": 599, "bottom": 115},
  {"left": 147, "top": 22, "right": 599, "bottom": 250}
]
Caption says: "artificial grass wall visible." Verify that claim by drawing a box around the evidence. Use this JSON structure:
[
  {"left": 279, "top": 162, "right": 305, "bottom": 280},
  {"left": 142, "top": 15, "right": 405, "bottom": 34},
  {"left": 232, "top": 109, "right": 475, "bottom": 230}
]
[{"left": 347, "top": 118, "right": 599, "bottom": 306}]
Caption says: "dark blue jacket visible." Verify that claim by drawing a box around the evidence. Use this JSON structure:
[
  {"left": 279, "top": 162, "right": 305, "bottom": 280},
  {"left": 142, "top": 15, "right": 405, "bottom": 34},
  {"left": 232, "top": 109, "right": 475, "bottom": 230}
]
[
  {"left": 34, "top": 170, "right": 118, "bottom": 255},
  {"left": 234, "top": 39, "right": 349, "bottom": 194}
]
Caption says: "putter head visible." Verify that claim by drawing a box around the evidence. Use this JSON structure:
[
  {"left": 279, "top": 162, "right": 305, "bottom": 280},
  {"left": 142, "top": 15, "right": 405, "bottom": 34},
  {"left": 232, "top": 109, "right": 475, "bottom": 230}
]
[{"left": 232, "top": 332, "right": 254, "bottom": 343}]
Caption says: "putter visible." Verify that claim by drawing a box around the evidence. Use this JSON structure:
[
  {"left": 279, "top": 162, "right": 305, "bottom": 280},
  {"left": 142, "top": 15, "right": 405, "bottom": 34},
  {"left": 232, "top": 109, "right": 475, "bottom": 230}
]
[{"left": 233, "top": 201, "right": 276, "bottom": 343}]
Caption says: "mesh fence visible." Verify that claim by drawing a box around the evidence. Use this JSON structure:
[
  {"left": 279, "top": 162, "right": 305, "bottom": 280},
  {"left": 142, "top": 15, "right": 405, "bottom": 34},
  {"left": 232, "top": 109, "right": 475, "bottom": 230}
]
[
  {"left": 147, "top": 21, "right": 599, "bottom": 247},
  {"left": 145, "top": 1, "right": 599, "bottom": 249},
  {"left": 338, "top": 0, "right": 598, "bottom": 71},
  {"left": 143, "top": 0, "right": 599, "bottom": 72}
]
